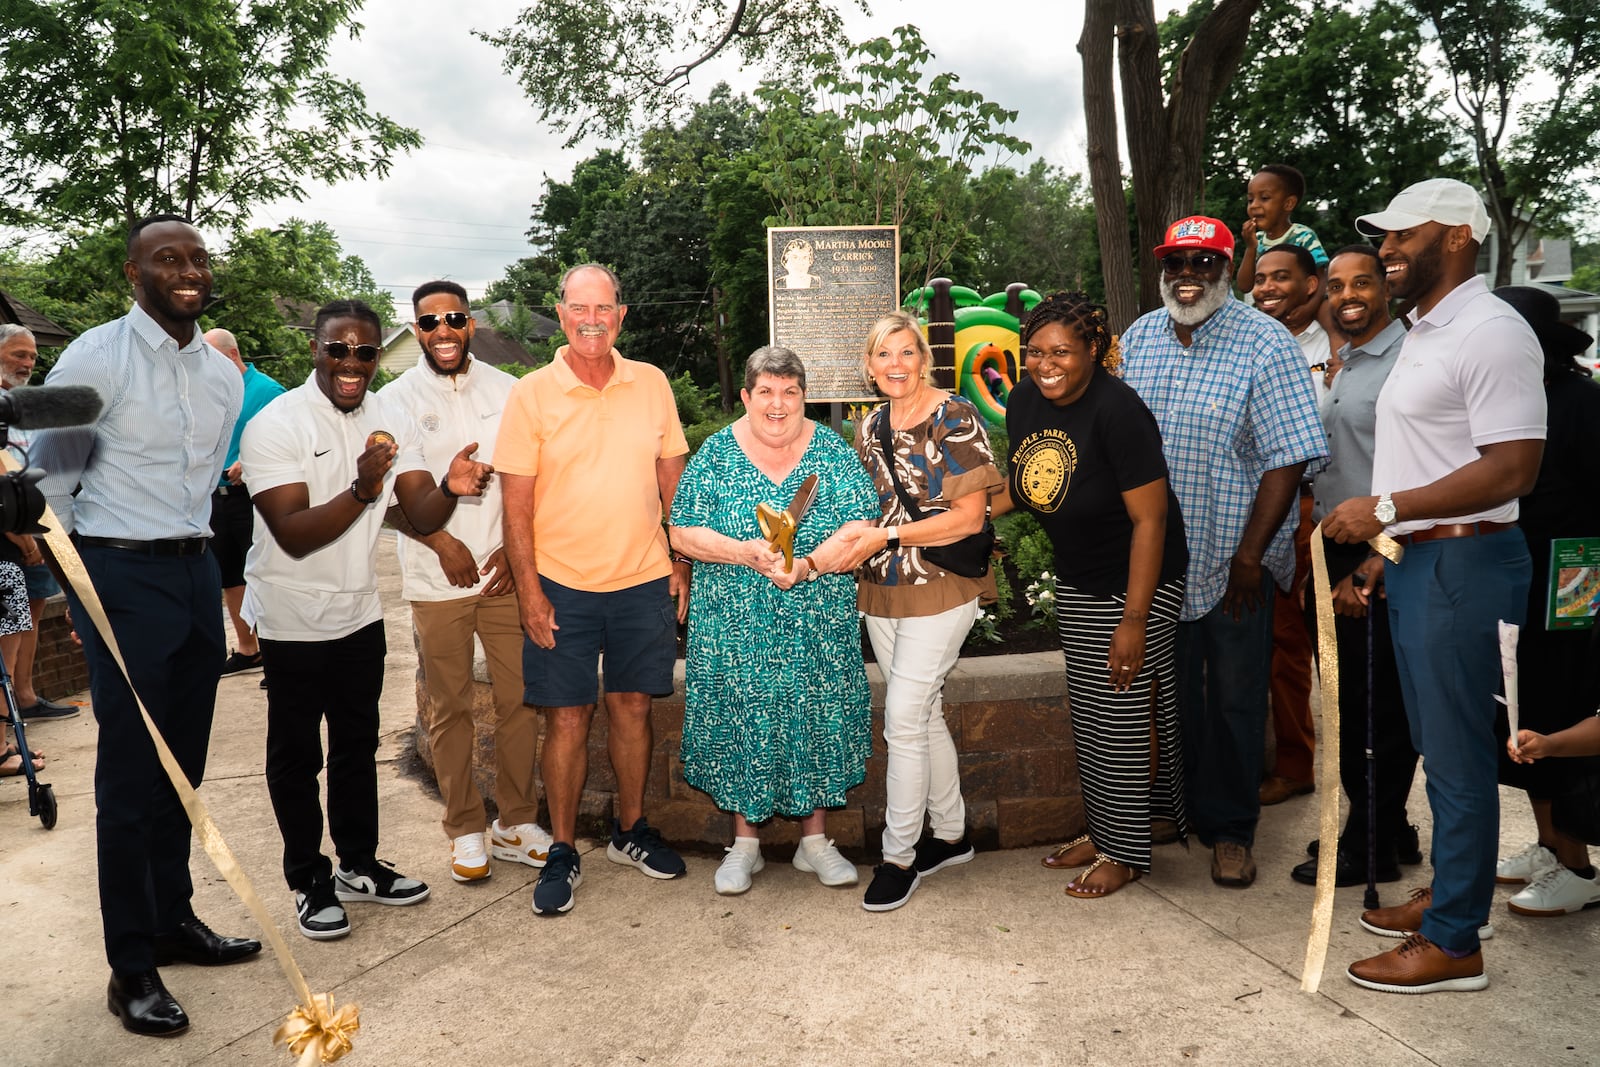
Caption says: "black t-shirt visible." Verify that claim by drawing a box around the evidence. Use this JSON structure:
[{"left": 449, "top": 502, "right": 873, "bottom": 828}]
[{"left": 1006, "top": 369, "right": 1188, "bottom": 597}]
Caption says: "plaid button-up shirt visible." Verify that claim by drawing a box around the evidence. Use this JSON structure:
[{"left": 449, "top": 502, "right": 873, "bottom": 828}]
[{"left": 1121, "top": 296, "right": 1328, "bottom": 621}]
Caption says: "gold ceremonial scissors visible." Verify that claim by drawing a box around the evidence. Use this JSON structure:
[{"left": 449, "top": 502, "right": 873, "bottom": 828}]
[{"left": 755, "top": 474, "right": 818, "bottom": 572}]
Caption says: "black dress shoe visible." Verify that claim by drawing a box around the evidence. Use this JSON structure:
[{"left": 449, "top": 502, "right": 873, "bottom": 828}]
[
  {"left": 150, "top": 917, "right": 262, "bottom": 966},
  {"left": 1291, "top": 845, "right": 1402, "bottom": 887},
  {"left": 1304, "top": 823, "right": 1423, "bottom": 865},
  {"left": 107, "top": 970, "right": 189, "bottom": 1036}
]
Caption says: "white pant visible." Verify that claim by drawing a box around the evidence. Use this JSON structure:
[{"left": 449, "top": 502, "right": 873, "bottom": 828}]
[{"left": 865, "top": 598, "right": 979, "bottom": 867}]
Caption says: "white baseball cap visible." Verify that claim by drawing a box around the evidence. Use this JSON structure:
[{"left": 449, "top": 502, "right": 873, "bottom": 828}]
[{"left": 1356, "top": 178, "right": 1490, "bottom": 243}]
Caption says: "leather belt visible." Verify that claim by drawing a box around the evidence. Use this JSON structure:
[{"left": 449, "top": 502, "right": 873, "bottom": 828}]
[
  {"left": 1394, "top": 520, "right": 1516, "bottom": 546},
  {"left": 75, "top": 535, "right": 211, "bottom": 558}
]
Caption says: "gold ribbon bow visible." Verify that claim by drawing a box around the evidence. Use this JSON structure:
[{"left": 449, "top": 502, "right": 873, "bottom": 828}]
[
  {"left": 3, "top": 453, "right": 359, "bottom": 1060},
  {"left": 1300, "top": 528, "right": 1403, "bottom": 993}
]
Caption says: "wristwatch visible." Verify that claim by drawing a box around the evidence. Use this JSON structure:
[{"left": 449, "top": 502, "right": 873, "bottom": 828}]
[
  {"left": 885, "top": 526, "right": 900, "bottom": 551},
  {"left": 803, "top": 555, "right": 821, "bottom": 582},
  {"left": 1373, "top": 493, "right": 1396, "bottom": 525}
]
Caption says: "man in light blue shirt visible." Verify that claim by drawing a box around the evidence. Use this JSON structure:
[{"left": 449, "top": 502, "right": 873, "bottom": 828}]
[
  {"left": 32, "top": 214, "right": 256, "bottom": 1038},
  {"left": 1121, "top": 215, "right": 1328, "bottom": 889}
]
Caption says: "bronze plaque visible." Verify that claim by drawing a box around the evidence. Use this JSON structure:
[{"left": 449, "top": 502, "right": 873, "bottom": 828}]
[{"left": 768, "top": 226, "right": 900, "bottom": 403}]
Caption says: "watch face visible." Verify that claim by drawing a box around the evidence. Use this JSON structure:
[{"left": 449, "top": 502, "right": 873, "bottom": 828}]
[{"left": 1375, "top": 500, "right": 1396, "bottom": 523}]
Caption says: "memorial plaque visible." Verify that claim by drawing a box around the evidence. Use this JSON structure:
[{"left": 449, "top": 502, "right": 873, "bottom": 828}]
[{"left": 768, "top": 225, "right": 900, "bottom": 403}]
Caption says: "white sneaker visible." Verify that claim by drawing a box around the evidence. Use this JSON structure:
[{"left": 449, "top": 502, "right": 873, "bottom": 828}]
[
  {"left": 450, "top": 832, "right": 490, "bottom": 883},
  {"left": 491, "top": 819, "right": 554, "bottom": 869},
  {"left": 1496, "top": 841, "right": 1558, "bottom": 885},
  {"left": 792, "top": 836, "right": 859, "bottom": 887},
  {"left": 714, "top": 844, "right": 765, "bottom": 895},
  {"left": 1507, "top": 865, "right": 1600, "bottom": 917}
]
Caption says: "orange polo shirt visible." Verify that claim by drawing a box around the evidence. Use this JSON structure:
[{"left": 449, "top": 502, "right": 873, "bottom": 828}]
[{"left": 495, "top": 347, "right": 688, "bottom": 592}]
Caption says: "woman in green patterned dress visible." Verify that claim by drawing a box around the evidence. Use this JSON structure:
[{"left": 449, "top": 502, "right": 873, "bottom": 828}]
[{"left": 669, "top": 346, "right": 880, "bottom": 895}]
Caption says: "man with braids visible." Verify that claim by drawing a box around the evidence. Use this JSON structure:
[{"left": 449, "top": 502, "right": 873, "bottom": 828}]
[
  {"left": 1120, "top": 216, "right": 1327, "bottom": 889},
  {"left": 993, "top": 292, "right": 1190, "bottom": 898}
]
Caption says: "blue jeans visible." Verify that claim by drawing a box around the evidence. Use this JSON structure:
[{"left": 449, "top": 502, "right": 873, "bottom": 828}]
[
  {"left": 1174, "top": 570, "right": 1275, "bottom": 846},
  {"left": 1385, "top": 529, "right": 1529, "bottom": 953}
]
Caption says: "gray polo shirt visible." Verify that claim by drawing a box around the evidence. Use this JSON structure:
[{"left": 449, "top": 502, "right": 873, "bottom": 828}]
[{"left": 1310, "top": 318, "right": 1405, "bottom": 523}]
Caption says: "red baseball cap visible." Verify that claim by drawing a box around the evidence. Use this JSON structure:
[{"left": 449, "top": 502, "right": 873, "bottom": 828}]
[{"left": 1153, "top": 215, "right": 1235, "bottom": 260}]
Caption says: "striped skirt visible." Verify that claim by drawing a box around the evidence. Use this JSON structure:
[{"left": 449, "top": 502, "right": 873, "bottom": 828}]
[{"left": 1056, "top": 577, "right": 1187, "bottom": 873}]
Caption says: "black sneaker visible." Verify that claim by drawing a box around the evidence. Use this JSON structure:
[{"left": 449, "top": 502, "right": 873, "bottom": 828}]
[
  {"left": 333, "top": 860, "right": 430, "bottom": 906},
  {"left": 533, "top": 843, "right": 582, "bottom": 915},
  {"left": 912, "top": 834, "right": 975, "bottom": 876},
  {"left": 220, "top": 650, "right": 264, "bottom": 676},
  {"left": 862, "top": 863, "right": 920, "bottom": 912},
  {"left": 295, "top": 877, "right": 350, "bottom": 940},
  {"left": 606, "top": 817, "right": 686, "bottom": 879},
  {"left": 20, "top": 697, "right": 79, "bottom": 722}
]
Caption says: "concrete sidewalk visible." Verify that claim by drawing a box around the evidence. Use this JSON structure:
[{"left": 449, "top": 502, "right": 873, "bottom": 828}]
[{"left": 2, "top": 540, "right": 1596, "bottom": 1066}]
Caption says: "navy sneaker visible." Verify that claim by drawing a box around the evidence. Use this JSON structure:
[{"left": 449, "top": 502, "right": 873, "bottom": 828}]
[
  {"left": 21, "top": 697, "right": 79, "bottom": 722},
  {"left": 533, "top": 843, "right": 582, "bottom": 915},
  {"left": 606, "top": 817, "right": 686, "bottom": 879},
  {"left": 912, "top": 834, "right": 975, "bottom": 876}
]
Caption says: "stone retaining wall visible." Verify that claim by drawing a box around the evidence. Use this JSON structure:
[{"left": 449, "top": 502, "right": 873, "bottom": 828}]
[
  {"left": 32, "top": 595, "right": 88, "bottom": 701},
  {"left": 413, "top": 637, "right": 1083, "bottom": 854}
]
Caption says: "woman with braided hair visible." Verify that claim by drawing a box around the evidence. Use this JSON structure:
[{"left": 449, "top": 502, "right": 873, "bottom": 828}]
[{"left": 993, "top": 292, "right": 1190, "bottom": 898}]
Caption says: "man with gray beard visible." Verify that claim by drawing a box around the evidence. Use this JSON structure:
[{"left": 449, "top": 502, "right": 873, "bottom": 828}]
[{"left": 1121, "top": 215, "right": 1328, "bottom": 888}]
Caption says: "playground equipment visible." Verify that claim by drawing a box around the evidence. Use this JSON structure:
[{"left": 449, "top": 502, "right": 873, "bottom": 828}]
[{"left": 903, "top": 280, "right": 1040, "bottom": 426}]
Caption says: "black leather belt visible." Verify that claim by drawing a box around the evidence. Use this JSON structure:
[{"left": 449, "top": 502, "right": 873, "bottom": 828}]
[{"left": 75, "top": 535, "right": 211, "bottom": 558}]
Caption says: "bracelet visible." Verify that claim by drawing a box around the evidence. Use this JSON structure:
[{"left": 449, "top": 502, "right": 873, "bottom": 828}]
[
  {"left": 349, "top": 479, "right": 380, "bottom": 505},
  {"left": 439, "top": 478, "right": 459, "bottom": 500},
  {"left": 672, "top": 554, "right": 693, "bottom": 565}
]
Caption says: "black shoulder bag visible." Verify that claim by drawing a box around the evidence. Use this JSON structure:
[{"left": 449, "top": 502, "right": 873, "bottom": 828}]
[{"left": 874, "top": 405, "right": 996, "bottom": 579}]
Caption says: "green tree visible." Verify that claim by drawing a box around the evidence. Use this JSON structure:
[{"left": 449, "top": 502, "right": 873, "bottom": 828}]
[
  {"left": 1168, "top": 0, "right": 1462, "bottom": 248},
  {"left": 482, "top": 0, "right": 857, "bottom": 144},
  {"left": 966, "top": 162, "right": 1102, "bottom": 300},
  {"left": 1413, "top": 0, "right": 1600, "bottom": 287},
  {"left": 0, "top": 0, "right": 420, "bottom": 231}
]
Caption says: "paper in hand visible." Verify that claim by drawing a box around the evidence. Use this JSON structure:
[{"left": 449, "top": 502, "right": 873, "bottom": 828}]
[{"left": 1493, "top": 619, "right": 1520, "bottom": 749}]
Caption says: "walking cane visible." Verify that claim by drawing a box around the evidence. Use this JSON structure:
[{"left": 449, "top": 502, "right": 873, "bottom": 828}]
[{"left": 1363, "top": 571, "right": 1380, "bottom": 911}]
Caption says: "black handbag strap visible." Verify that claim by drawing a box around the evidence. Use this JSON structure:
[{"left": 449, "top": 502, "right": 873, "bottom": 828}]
[{"left": 874, "top": 404, "right": 931, "bottom": 522}]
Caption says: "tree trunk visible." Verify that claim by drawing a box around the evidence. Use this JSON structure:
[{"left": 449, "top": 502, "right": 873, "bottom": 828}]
[{"left": 1079, "top": 0, "right": 1137, "bottom": 332}]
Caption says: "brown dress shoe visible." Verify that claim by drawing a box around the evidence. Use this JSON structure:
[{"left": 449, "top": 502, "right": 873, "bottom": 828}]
[
  {"left": 1258, "top": 776, "right": 1314, "bottom": 806},
  {"left": 1359, "top": 885, "right": 1497, "bottom": 940},
  {"left": 1347, "top": 933, "right": 1488, "bottom": 994},
  {"left": 1211, "top": 842, "right": 1256, "bottom": 887}
]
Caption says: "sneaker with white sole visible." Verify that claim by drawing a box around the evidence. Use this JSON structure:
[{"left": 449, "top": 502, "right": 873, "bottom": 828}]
[
  {"left": 607, "top": 817, "right": 686, "bottom": 879},
  {"left": 862, "top": 862, "right": 920, "bottom": 912},
  {"left": 490, "top": 819, "right": 553, "bottom": 869},
  {"left": 912, "top": 834, "right": 975, "bottom": 875},
  {"left": 714, "top": 842, "right": 765, "bottom": 895},
  {"left": 1495, "top": 841, "right": 1558, "bottom": 885},
  {"left": 1507, "top": 865, "right": 1600, "bottom": 917},
  {"left": 792, "top": 835, "right": 858, "bottom": 886},
  {"left": 450, "top": 832, "right": 490, "bottom": 883},
  {"left": 533, "top": 843, "right": 582, "bottom": 915},
  {"left": 334, "top": 860, "right": 430, "bottom": 906},
  {"left": 295, "top": 877, "right": 350, "bottom": 941}
]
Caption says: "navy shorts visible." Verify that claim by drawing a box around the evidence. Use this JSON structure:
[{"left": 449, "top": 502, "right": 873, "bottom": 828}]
[
  {"left": 522, "top": 576, "right": 677, "bottom": 706},
  {"left": 21, "top": 561, "right": 58, "bottom": 600}
]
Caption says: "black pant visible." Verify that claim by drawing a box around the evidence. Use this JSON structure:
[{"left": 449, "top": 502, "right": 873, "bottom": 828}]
[
  {"left": 67, "top": 546, "right": 225, "bottom": 974},
  {"left": 1305, "top": 537, "right": 1419, "bottom": 853},
  {"left": 261, "top": 621, "right": 386, "bottom": 891}
]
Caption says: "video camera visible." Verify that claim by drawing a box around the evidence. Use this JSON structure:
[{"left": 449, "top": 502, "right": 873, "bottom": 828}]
[{"left": 0, "top": 384, "right": 103, "bottom": 534}]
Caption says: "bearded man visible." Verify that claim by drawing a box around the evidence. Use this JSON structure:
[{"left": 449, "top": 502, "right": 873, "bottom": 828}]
[{"left": 1120, "top": 215, "right": 1328, "bottom": 888}]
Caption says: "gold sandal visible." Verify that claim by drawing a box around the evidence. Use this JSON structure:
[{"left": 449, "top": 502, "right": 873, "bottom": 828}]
[
  {"left": 1042, "top": 834, "right": 1096, "bottom": 870},
  {"left": 1063, "top": 853, "right": 1142, "bottom": 899}
]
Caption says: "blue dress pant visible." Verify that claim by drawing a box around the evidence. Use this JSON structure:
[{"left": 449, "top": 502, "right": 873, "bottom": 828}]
[
  {"left": 67, "top": 545, "right": 225, "bottom": 975},
  {"left": 1384, "top": 530, "right": 1530, "bottom": 953},
  {"left": 260, "top": 621, "right": 386, "bottom": 892},
  {"left": 1175, "top": 569, "right": 1275, "bottom": 847}
]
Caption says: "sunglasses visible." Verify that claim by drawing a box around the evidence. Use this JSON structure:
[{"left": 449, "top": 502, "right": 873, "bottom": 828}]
[
  {"left": 416, "top": 311, "right": 469, "bottom": 332},
  {"left": 1160, "top": 252, "right": 1225, "bottom": 275},
  {"left": 320, "top": 341, "right": 380, "bottom": 363}
]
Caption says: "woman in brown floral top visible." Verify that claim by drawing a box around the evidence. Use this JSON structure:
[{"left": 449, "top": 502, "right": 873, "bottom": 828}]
[{"left": 841, "top": 311, "right": 1004, "bottom": 912}]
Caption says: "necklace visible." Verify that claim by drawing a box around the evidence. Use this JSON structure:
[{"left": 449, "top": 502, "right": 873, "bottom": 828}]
[{"left": 888, "top": 386, "right": 928, "bottom": 432}]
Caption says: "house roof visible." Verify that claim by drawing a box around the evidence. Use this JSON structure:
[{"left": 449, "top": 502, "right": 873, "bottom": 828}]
[
  {"left": 471, "top": 300, "right": 560, "bottom": 340},
  {"left": 0, "top": 290, "right": 73, "bottom": 348},
  {"left": 376, "top": 323, "right": 542, "bottom": 377}
]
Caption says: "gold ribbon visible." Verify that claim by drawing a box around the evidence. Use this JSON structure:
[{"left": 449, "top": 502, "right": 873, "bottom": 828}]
[
  {"left": 1300, "top": 526, "right": 1403, "bottom": 993},
  {"left": 5, "top": 454, "right": 359, "bottom": 1061}
]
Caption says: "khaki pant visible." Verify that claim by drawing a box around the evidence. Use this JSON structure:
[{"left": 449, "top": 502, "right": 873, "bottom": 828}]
[{"left": 412, "top": 594, "right": 540, "bottom": 838}]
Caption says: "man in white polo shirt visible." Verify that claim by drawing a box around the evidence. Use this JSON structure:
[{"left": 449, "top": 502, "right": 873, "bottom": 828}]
[
  {"left": 384, "top": 280, "right": 551, "bottom": 884},
  {"left": 1324, "top": 178, "right": 1546, "bottom": 994},
  {"left": 242, "top": 299, "right": 493, "bottom": 942}
]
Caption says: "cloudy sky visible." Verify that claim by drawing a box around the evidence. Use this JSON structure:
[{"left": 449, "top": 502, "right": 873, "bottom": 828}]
[{"left": 248, "top": 0, "right": 1188, "bottom": 313}]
